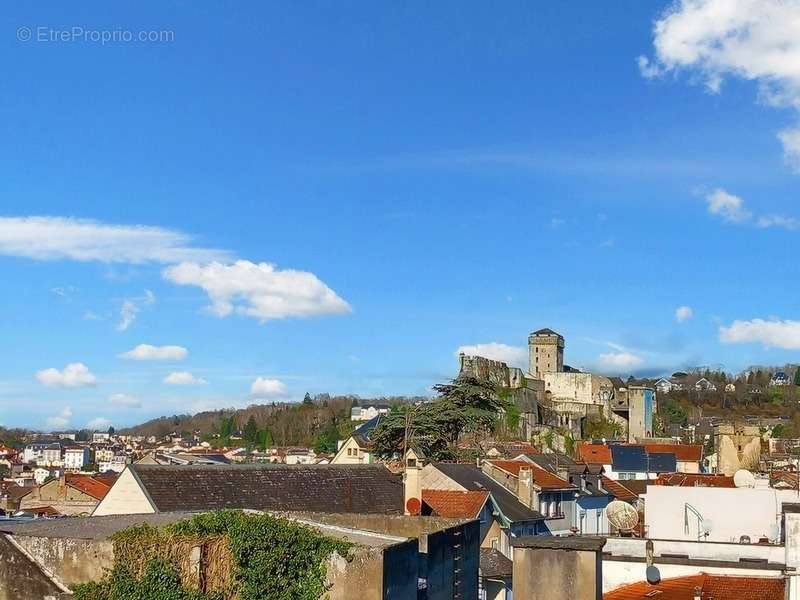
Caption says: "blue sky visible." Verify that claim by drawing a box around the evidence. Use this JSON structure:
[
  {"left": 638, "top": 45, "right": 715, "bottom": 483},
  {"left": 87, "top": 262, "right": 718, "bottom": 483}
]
[{"left": 2, "top": 1, "right": 800, "bottom": 430}]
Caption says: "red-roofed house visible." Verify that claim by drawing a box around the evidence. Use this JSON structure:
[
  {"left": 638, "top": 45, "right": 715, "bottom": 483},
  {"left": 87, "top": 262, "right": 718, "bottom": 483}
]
[
  {"left": 654, "top": 473, "right": 735, "bottom": 488},
  {"left": 644, "top": 444, "right": 703, "bottom": 473},
  {"left": 422, "top": 489, "right": 489, "bottom": 519},
  {"left": 482, "top": 459, "right": 578, "bottom": 535},
  {"left": 579, "top": 443, "right": 613, "bottom": 465},
  {"left": 421, "top": 488, "right": 508, "bottom": 600},
  {"left": 19, "top": 474, "right": 112, "bottom": 516},
  {"left": 604, "top": 572, "right": 784, "bottom": 600}
]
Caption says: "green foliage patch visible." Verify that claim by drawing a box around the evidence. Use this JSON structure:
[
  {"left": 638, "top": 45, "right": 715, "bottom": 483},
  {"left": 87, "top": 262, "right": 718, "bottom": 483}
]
[
  {"left": 371, "top": 376, "right": 509, "bottom": 460},
  {"left": 72, "top": 511, "right": 353, "bottom": 600}
]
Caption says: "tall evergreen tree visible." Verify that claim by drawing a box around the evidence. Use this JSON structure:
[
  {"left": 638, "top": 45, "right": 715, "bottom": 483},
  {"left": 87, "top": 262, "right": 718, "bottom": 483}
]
[{"left": 243, "top": 416, "right": 259, "bottom": 447}]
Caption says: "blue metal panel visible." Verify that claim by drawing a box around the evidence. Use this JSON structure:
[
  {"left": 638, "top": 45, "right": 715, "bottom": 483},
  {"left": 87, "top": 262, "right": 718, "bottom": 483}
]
[
  {"left": 648, "top": 452, "right": 677, "bottom": 472},
  {"left": 610, "top": 445, "right": 646, "bottom": 472}
]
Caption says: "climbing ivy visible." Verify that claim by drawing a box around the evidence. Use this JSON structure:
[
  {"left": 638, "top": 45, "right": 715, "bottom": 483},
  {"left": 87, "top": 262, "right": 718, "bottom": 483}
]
[{"left": 72, "top": 511, "right": 353, "bottom": 600}]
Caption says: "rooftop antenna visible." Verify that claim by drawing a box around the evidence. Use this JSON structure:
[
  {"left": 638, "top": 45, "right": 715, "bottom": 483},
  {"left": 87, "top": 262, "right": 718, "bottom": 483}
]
[{"left": 684, "top": 503, "right": 713, "bottom": 541}]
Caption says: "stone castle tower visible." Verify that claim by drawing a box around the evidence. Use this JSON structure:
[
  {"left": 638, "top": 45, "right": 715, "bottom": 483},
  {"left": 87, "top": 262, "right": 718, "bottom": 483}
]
[{"left": 528, "top": 328, "right": 564, "bottom": 378}]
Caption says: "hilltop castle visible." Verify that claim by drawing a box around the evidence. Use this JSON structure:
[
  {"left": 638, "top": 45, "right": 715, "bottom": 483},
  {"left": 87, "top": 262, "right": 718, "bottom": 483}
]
[{"left": 459, "top": 328, "right": 654, "bottom": 442}]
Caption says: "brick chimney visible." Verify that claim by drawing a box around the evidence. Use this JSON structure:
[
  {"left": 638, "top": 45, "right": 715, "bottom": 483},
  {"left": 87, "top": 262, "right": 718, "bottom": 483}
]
[
  {"left": 403, "top": 448, "right": 422, "bottom": 515},
  {"left": 518, "top": 465, "right": 536, "bottom": 509}
]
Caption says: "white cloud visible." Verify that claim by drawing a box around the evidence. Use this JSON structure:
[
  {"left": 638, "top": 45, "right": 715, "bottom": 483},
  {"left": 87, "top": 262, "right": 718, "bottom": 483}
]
[
  {"left": 705, "top": 188, "right": 752, "bottom": 223},
  {"left": 109, "top": 393, "right": 141, "bottom": 408},
  {"left": 704, "top": 188, "right": 798, "bottom": 230},
  {"left": 675, "top": 305, "right": 694, "bottom": 323},
  {"left": 50, "top": 286, "right": 75, "bottom": 298},
  {"left": 45, "top": 406, "right": 73, "bottom": 430},
  {"left": 756, "top": 214, "right": 800, "bottom": 230},
  {"left": 598, "top": 352, "right": 644, "bottom": 370},
  {"left": 639, "top": 0, "right": 800, "bottom": 171},
  {"left": 250, "top": 377, "right": 289, "bottom": 398},
  {"left": 162, "top": 260, "right": 351, "bottom": 322},
  {"left": 117, "top": 299, "right": 138, "bottom": 331},
  {"left": 0, "top": 217, "right": 231, "bottom": 263},
  {"left": 119, "top": 344, "right": 188, "bottom": 361},
  {"left": 720, "top": 318, "right": 800, "bottom": 349},
  {"left": 456, "top": 343, "right": 527, "bottom": 368},
  {"left": 116, "top": 290, "right": 156, "bottom": 332},
  {"left": 164, "top": 371, "right": 207, "bottom": 385},
  {"left": 779, "top": 127, "right": 800, "bottom": 170},
  {"left": 36, "top": 363, "right": 96, "bottom": 388},
  {"left": 87, "top": 417, "right": 112, "bottom": 430}
]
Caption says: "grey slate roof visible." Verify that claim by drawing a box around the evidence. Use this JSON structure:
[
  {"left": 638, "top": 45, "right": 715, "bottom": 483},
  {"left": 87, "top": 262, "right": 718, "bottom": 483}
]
[
  {"left": 480, "top": 548, "right": 513, "bottom": 579},
  {"left": 522, "top": 453, "right": 576, "bottom": 474},
  {"left": 352, "top": 415, "right": 383, "bottom": 446},
  {"left": 532, "top": 328, "right": 562, "bottom": 337},
  {"left": 431, "top": 463, "right": 543, "bottom": 523},
  {"left": 128, "top": 463, "right": 404, "bottom": 514}
]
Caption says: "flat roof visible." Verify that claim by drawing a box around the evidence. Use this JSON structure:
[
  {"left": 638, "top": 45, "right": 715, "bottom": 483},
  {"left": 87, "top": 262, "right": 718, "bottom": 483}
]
[
  {"left": 512, "top": 535, "right": 606, "bottom": 551},
  {"left": 0, "top": 511, "right": 408, "bottom": 549}
]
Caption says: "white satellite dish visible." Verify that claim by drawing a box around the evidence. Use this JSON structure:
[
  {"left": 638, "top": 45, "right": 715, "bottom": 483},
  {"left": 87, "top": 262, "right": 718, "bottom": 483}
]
[
  {"left": 606, "top": 500, "right": 639, "bottom": 532},
  {"left": 734, "top": 469, "right": 756, "bottom": 488},
  {"left": 768, "top": 524, "right": 780, "bottom": 541}
]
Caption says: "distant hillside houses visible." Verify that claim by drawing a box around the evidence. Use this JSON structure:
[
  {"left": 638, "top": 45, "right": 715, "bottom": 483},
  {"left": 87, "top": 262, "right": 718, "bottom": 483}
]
[{"left": 350, "top": 403, "right": 391, "bottom": 421}]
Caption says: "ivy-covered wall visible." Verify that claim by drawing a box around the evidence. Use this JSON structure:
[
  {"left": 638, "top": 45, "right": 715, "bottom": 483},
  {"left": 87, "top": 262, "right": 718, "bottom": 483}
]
[{"left": 71, "top": 511, "right": 354, "bottom": 600}]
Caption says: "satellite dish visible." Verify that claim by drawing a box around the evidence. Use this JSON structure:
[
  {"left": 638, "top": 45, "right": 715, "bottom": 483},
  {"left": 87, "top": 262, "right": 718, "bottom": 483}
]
[
  {"left": 734, "top": 469, "right": 756, "bottom": 488},
  {"left": 646, "top": 565, "right": 661, "bottom": 585},
  {"left": 606, "top": 500, "right": 639, "bottom": 531},
  {"left": 768, "top": 524, "right": 780, "bottom": 541}
]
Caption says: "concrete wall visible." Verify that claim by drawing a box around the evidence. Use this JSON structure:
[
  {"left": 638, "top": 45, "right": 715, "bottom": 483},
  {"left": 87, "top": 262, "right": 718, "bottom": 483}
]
[
  {"left": 289, "top": 511, "right": 480, "bottom": 600},
  {"left": 326, "top": 544, "right": 413, "bottom": 600},
  {"left": 13, "top": 536, "right": 113, "bottom": 587},
  {"left": 513, "top": 546, "right": 602, "bottom": 600},
  {"left": 644, "top": 485, "right": 800, "bottom": 542},
  {"left": 3, "top": 528, "right": 407, "bottom": 600},
  {"left": 0, "top": 535, "right": 70, "bottom": 600}
]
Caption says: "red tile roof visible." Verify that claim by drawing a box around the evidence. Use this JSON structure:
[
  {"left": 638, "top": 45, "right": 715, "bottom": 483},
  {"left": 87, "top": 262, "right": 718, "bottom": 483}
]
[
  {"left": 604, "top": 573, "right": 784, "bottom": 600},
  {"left": 601, "top": 476, "right": 638, "bottom": 501},
  {"left": 65, "top": 475, "right": 112, "bottom": 500},
  {"left": 643, "top": 444, "right": 703, "bottom": 462},
  {"left": 655, "top": 473, "right": 735, "bottom": 488},
  {"left": 488, "top": 460, "right": 526, "bottom": 476},
  {"left": 488, "top": 460, "right": 575, "bottom": 490},
  {"left": 579, "top": 444, "right": 612, "bottom": 464},
  {"left": 421, "top": 490, "right": 489, "bottom": 518}
]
